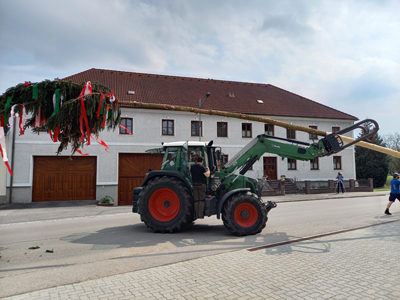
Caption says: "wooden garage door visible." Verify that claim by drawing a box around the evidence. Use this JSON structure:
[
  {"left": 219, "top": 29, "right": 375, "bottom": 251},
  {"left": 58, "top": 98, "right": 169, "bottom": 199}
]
[
  {"left": 32, "top": 156, "right": 96, "bottom": 202},
  {"left": 118, "top": 153, "right": 163, "bottom": 206}
]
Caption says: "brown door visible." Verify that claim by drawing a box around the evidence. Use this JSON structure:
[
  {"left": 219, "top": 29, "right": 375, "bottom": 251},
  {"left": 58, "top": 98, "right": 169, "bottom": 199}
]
[
  {"left": 118, "top": 153, "right": 163, "bottom": 206},
  {"left": 263, "top": 157, "right": 277, "bottom": 180},
  {"left": 32, "top": 156, "right": 96, "bottom": 201}
]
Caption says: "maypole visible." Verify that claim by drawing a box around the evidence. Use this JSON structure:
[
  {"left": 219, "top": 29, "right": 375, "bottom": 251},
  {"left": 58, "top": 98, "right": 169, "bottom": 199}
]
[{"left": 119, "top": 101, "right": 400, "bottom": 159}]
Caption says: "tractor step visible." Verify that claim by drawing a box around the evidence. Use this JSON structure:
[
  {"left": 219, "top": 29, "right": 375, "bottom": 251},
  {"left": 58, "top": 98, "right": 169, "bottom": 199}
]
[{"left": 265, "top": 201, "right": 277, "bottom": 212}]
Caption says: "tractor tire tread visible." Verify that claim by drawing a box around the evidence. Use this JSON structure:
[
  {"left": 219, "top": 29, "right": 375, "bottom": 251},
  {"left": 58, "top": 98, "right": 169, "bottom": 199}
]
[
  {"left": 138, "top": 176, "right": 193, "bottom": 233},
  {"left": 222, "top": 192, "right": 267, "bottom": 236}
]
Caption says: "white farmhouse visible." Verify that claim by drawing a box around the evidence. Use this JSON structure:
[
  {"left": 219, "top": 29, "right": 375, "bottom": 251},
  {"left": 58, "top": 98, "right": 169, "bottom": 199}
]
[{"left": 3, "top": 68, "right": 358, "bottom": 205}]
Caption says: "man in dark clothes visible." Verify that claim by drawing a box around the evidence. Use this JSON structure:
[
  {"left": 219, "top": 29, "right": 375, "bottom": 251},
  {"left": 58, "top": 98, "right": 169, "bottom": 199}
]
[
  {"left": 385, "top": 172, "right": 400, "bottom": 215},
  {"left": 190, "top": 156, "right": 210, "bottom": 218}
]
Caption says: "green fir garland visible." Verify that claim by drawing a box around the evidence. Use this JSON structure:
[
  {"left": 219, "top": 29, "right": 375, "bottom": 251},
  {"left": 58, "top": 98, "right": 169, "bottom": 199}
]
[{"left": 0, "top": 80, "right": 121, "bottom": 154}]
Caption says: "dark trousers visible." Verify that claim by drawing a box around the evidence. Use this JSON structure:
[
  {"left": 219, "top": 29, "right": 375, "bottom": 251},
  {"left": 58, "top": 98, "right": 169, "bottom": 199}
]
[
  {"left": 337, "top": 182, "right": 344, "bottom": 193},
  {"left": 193, "top": 184, "right": 205, "bottom": 218}
]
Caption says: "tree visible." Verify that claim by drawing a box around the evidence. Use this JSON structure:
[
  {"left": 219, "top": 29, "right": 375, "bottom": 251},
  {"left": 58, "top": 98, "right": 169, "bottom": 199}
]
[
  {"left": 355, "top": 133, "right": 390, "bottom": 188},
  {"left": 384, "top": 132, "right": 400, "bottom": 174}
]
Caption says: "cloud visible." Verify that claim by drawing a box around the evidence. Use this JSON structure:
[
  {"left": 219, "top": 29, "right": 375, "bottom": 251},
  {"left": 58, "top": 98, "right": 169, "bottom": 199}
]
[{"left": 0, "top": 0, "right": 399, "bottom": 135}]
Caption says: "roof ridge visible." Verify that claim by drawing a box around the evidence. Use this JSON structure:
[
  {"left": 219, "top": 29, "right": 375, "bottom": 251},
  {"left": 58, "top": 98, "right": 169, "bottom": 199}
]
[{"left": 84, "top": 68, "right": 272, "bottom": 87}]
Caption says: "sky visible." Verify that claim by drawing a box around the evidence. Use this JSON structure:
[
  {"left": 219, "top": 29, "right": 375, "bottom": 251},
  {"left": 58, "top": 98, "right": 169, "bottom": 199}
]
[{"left": 0, "top": 0, "right": 399, "bottom": 136}]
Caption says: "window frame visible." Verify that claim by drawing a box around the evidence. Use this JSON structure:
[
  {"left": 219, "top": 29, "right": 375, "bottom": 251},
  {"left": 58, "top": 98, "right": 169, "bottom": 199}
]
[
  {"left": 162, "top": 119, "right": 174, "bottom": 136},
  {"left": 119, "top": 117, "right": 133, "bottom": 135},
  {"left": 287, "top": 158, "right": 297, "bottom": 170},
  {"left": 333, "top": 156, "right": 342, "bottom": 170},
  {"left": 287, "top": 129, "right": 296, "bottom": 139},
  {"left": 332, "top": 126, "right": 340, "bottom": 133},
  {"left": 309, "top": 125, "right": 318, "bottom": 140},
  {"left": 264, "top": 124, "right": 274, "bottom": 136},
  {"left": 310, "top": 157, "right": 319, "bottom": 170},
  {"left": 191, "top": 121, "right": 203, "bottom": 137},
  {"left": 217, "top": 122, "right": 228, "bottom": 137},
  {"left": 242, "top": 123, "right": 252, "bottom": 138}
]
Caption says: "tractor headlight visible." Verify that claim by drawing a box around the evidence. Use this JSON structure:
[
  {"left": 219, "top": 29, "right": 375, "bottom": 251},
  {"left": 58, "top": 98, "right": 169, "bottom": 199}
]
[{"left": 210, "top": 178, "right": 221, "bottom": 191}]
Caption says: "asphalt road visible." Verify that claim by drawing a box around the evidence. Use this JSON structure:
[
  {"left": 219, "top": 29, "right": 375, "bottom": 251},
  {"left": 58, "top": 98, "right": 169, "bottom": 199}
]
[{"left": 0, "top": 194, "right": 395, "bottom": 298}]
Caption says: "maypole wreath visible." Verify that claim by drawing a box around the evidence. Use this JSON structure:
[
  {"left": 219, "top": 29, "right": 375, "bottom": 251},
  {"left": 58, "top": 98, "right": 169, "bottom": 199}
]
[{"left": 0, "top": 80, "right": 121, "bottom": 174}]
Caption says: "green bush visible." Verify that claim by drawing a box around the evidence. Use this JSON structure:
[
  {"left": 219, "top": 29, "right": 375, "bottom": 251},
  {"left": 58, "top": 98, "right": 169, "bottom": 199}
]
[{"left": 100, "top": 195, "right": 114, "bottom": 204}]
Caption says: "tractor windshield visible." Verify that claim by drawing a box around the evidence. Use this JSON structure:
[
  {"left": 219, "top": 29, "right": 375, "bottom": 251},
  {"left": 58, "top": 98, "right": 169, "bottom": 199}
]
[
  {"left": 161, "top": 146, "right": 191, "bottom": 180},
  {"left": 161, "top": 147, "right": 179, "bottom": 171}
]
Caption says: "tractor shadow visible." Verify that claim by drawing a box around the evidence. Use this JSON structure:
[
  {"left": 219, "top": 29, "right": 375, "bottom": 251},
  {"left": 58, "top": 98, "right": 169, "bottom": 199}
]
[
  {"left": 60, "top": 221, "right": 291, "bottom": 253},
  {"left": 61, "top": 218, "right": 400, "bottom": 256}
]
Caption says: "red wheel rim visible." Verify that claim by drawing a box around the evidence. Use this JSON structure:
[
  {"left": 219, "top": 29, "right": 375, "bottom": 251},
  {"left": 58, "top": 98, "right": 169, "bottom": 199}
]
[
  {"left": 234, "top": 203, "right": 258, "bottom": 228},
  {"left": 149, "top": 188, "right": 180, "bottom": 222}
]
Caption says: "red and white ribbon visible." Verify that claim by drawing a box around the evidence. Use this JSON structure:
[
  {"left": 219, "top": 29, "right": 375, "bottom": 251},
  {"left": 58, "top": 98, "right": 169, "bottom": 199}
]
[
  {"left": 0, "top": 127, "right": 12, "bottom": 175},
  {"left": 35, "top": 106, "right": 42, "bottom": 127},
  {"left": 81, "top": 81, "right": 92, "bottom": 98},
  {"left": 78, "top": 81, "right": 92, "bottom": 145},
  {"left": 8, "top": 104, "right": 26, "bottom": 135}
]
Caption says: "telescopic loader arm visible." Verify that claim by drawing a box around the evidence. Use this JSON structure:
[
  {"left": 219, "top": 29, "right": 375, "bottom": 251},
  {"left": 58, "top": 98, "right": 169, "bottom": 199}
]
[{"left": 221, "top": 119, "right": 379, "bottom": 176}]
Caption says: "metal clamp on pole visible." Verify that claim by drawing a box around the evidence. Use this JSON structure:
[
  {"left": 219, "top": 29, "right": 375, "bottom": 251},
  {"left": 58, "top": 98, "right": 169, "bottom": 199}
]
[{"left": 321, "top": 119, "right": 379, "bottom": 155}]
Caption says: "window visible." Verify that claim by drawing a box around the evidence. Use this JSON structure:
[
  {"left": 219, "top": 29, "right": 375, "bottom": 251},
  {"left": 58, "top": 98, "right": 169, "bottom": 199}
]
[
  {"left": 287, "top": 129, "right": 296, "bottom": 139},
  {"left": 309, "top": 125, "right": 318, "bottom": 140},
  {"left": 264, "top": 124, "right": 274, "bottom": 136},
  {"left": 333, "top": 156, "right": 342, "bottom": 170},
  {"left": 288, "top": 158, "right": 297, "bottom": 170},
  {"left": 217, "top": 122, "right": 228, "bottom": 137},
  {"left": 191, "top": 121, "right": 202, "bottom": 137},
  {"left": 310, "top": 157, "right": 319, "bottom": 170},
  {"left": 162, "top": 119, "right": 174, "bottom": 136},
  {"left": 120, "top": 118, "right": 133, "bottom": 134},
  {"left": 332, "top": 126, "right": 340, "bottom": 133},
  {"left": 242, "top": 123, "right": 252, "bottom": 138}
]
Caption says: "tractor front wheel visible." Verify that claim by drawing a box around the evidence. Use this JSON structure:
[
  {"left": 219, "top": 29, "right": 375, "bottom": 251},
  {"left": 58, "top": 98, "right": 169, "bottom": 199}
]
[
  {"left": 222, "top": 192, "right": 267, "bottom": 236},
  {"left": 138, "top": 176, "right": 193, "bottom": 233}
]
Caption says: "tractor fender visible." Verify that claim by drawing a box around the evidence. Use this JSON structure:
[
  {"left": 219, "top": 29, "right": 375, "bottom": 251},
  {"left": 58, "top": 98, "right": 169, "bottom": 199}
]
[
  {"left": 216, "top": 188, "right": 251, "bottom": 219},
  {"left": 141, "top": 170, "right": 192, "bottom": 191}
]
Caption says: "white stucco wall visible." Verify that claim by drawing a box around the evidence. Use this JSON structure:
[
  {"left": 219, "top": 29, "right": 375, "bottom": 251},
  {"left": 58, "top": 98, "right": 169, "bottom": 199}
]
[{"left": 7, "top": 108, "right": 356, "bottom": 203}]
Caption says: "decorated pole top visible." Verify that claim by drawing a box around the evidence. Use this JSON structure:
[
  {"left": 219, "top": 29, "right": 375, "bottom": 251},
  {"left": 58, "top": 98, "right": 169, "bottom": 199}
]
[{"left": 0, "top": 80, "right": 121, "bottom": 174}]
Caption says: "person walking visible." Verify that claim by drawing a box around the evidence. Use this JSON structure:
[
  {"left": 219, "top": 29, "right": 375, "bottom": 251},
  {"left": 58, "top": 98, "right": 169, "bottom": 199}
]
[
  {"left": 190, "top": 156, "right": 210, "bottom": 218},
  {"left": 384, "top": 172, "right": 400, "bottom": 215},
  {"left": 336, "top": 172, "right": 345, "bottom": 193}
]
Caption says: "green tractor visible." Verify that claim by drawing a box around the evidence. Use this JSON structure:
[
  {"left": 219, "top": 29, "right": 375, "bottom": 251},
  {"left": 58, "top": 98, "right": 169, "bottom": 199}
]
[{"left": 132, "top": 119, "right": 378, "bottom": 236}]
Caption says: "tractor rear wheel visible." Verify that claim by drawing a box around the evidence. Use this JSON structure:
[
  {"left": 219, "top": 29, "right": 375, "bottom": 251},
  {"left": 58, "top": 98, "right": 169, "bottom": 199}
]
[
  {"left": 222, "top": 192, "right": 267, "bottom": 236},
  {"left": 138, "top": 176, "right": 193, "bottom": 233}
]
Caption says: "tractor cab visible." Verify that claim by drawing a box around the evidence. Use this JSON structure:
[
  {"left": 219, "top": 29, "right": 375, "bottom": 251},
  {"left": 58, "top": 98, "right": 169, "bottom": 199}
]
[{"left": 146, "top": 140, "right": 222, "bottom": 193}]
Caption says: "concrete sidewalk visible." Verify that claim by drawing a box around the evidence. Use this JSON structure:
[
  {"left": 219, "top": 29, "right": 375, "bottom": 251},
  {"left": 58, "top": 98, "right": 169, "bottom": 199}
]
[{"left": 265, "top": 191, "right": 388, "bottom": 203}]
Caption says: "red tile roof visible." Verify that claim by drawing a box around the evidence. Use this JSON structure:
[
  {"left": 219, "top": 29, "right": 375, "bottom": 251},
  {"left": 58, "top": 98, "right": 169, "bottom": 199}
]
[{"left": 63, "top": 68, "right": 357, "bottom": 120}]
